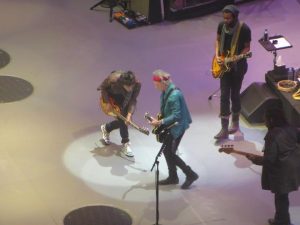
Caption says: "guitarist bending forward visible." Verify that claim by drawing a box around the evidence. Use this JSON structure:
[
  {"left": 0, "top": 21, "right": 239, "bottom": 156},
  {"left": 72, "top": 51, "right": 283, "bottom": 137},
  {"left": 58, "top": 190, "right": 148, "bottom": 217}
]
[
  {"left": 214, "top": 4, "right": 251, "bottom": 140},
  {"left": 97, "top": 70, "right": 141, "bottom": 157},
  {"left": 149, "top": 69, "right": 198, "bottom": 189}
]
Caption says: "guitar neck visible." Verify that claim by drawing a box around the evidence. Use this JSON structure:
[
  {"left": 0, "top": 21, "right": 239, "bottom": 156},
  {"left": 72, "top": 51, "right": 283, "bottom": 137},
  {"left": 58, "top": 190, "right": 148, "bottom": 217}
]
[
  {"left": 231, "top": 149, "right": 251, "bottom": 157},
  {"left": 225, "top": 53, "right": 251, "bottom": 63},
  {"left": 219, "top": 145, "right": 261, "bottom": 158},
  {"left": 227, "top": 54, "right": 246, "bottom": 63},
  {"left": 230, "top": 149, "right": 260, "bottom": 157},
  {"left": 114, "top": 110, "right": 149, "bottom": 135},
  {"left": 114, "top": 111, "right": 139, "bottom": 130}
]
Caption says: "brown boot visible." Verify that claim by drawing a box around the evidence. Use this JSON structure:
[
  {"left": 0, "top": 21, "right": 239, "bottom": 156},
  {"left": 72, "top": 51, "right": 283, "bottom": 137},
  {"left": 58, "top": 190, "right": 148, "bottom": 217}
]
[
  {"left": 214, "top": 118, "right": 229, "bottom": 139},
  {"left": 228, "top": 113, "right": 240, "bottom": 134}
]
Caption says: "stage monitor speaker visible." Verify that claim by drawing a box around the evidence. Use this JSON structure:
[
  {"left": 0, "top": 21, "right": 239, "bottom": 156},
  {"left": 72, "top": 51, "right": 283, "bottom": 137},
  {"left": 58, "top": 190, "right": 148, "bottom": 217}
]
[
  {"left": 241, "top": 82, "right": 281, "bottom": 124},
  {"left": 130, "top": 0, "right": 162, "bottom": 24}
]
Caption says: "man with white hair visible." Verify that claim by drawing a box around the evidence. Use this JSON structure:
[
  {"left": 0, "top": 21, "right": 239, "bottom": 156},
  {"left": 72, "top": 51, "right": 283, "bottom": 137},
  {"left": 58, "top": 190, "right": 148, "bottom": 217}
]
[{"left": 149, "top": 69, "right": 198, "bottom": 189}]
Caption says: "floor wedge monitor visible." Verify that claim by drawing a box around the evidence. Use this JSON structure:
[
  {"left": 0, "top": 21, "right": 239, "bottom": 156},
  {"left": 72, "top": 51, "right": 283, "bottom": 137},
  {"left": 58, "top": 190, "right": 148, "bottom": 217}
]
[{"left": 241, "top": 82, "right": 281, "bottom": 124}]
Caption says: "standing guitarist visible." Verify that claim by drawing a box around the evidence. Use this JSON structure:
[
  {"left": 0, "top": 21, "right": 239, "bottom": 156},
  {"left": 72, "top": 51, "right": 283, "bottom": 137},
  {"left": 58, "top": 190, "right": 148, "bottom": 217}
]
[
  {"left": 97, "top": 70, "right": 141, "bottom": 157},
  {"left": 214, "top": 4, "right": 251, "bottom": 140},
  {"left": 148, "top": 69, "right": 198, "bottom": 189}
]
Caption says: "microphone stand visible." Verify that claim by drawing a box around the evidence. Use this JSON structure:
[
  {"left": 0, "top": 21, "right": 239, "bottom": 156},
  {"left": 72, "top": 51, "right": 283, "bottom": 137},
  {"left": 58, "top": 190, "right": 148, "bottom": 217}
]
[
  {"left": 208, "top": 87, "right": 220, "bottom": 100},
  {"left": 149, "top": 122, "right": 177, "bottom": 225},
  {"left": 150, "top": 134, "right": 168, "bottom": 225},
  {"left": 90, "top": 0, "right": 117, "bottom": 22}
]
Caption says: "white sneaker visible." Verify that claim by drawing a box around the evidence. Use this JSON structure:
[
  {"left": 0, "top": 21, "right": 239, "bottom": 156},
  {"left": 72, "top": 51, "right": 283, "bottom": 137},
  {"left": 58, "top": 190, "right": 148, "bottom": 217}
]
[
  {"left": 121, "top": 142, "right": 134, "bottom": 157},
  {"left": 101, "top": 124, "right": 110, "bottom": 145}
]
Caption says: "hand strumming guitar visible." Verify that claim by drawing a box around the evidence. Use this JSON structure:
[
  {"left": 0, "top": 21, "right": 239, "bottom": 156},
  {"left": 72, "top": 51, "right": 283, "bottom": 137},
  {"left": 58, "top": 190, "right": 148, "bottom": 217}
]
[
  {"left": 216, "top": 55, "right": 223, "bottom": 65},
  {"left": 148, "top": 117, "right": 162, "bottom": 127},
  {"left": 125, "top": 113, "right": 132, "bottom": 125}
]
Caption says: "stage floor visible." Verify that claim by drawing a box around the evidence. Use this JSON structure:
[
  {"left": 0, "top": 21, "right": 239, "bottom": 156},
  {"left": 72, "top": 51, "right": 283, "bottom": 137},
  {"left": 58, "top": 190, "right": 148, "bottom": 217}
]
[{"left": 0, "top": 0, "right": 299, "bottom": 224}]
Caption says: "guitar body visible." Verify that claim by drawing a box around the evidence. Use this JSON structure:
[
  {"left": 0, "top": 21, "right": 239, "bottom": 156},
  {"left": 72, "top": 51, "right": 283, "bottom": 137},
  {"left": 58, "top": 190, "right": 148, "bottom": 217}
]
[
  {"left": 152, "top": 114, "right": 168, "bottom": 143},
  {"left": 100, "top": 96, "right": 149, "bottom": 135},
  {"left": 211, "top": 54, "right": 230, "bottom": 79},
  {"left": 145, "top": 112, "right": 168, "bottom": 143},
  {"left": 99, "top": 96, "right": 120, "bottom": 117},
  {"left": 211, "top": 52, "right": 252, "bottom": 79}
]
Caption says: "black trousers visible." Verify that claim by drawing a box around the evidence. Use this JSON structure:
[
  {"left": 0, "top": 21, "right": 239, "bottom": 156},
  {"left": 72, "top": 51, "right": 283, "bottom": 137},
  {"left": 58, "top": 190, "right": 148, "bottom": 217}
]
[
  {"left": 274, "top": 193, "right": 290, "bottom": 225},
  {"left": 162, "top": 133, "right": 189, "bottom": 178},
  {"left": 220, "top": 62, "right": 247, "bottom": 117},
  {"left": 105, "top": 108, "right": 129, "bottom": 144}
]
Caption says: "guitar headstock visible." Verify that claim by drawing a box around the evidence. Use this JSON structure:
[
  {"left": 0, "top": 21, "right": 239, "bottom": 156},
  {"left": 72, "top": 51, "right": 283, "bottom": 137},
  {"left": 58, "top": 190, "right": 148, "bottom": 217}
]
[
  {"left": 144, "top": 112, "right": 153, "bottom": 122},
  {"left": 218, "top": 144, "right": 234, "bottom": 154},
  {"left": 140, "top": 127, "right": 150, "bottom": 136}
]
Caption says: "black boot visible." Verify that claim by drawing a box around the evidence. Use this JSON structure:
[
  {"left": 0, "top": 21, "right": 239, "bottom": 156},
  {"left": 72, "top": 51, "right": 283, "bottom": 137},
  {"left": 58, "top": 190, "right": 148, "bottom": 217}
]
[
  {"left": 159, "top": 169, "right": 179, "bottom": 185},
  {"left": 228, "top": 113, "right": 240, "bottom": 134},
  {"left": 214, "top": 118, "right": 229, "bottom": 139},
  {"left": 267, "top": 218, "right": 291, "bottom": 225},
  {"left": 158, "top": 176, "right": 179, "bottom": 185},
  {"left": 181, "top": 166, "right": 199, "bottom": 189}
]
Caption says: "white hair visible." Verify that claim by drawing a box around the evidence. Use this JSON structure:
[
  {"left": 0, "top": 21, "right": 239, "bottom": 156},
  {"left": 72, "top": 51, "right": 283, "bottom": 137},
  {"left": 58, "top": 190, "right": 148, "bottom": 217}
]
[{"left": 152, "top": 69, "right": 171, "bottom": 85}]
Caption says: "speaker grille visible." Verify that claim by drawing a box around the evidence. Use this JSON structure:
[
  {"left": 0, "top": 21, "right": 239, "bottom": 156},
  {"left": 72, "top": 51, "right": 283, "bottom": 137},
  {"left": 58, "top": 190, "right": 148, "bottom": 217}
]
[{"left": 241, "top": 82, "right": 281, "bottom": 124}]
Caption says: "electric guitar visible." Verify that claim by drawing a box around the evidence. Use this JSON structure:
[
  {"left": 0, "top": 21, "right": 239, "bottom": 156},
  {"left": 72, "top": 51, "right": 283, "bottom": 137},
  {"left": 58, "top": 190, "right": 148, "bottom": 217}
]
[
  {"left": 144, "top": 112, "right": 169, "bottom": 143},
  {"left": 211, "top": 51, "right": 252, "bottom": 79},
  {"left": 100, "top": 97, "right": 149, "bottom": 135},
  {"left": 218, "top": 145, "right": 261, "bottom": 158}
]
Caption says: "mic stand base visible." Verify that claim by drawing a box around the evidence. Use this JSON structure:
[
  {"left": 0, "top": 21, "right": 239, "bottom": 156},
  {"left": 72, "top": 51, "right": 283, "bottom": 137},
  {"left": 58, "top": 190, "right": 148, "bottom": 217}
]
[{"left": 90, "top": 0, "right": 116, "bottom": 22}]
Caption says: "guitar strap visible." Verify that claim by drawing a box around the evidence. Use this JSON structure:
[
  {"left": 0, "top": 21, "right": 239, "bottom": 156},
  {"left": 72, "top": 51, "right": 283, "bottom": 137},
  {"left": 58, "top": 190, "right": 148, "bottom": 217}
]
[
  {"left": 161, "top": 87, "right": 179, "bottom": 117},
  {"left": 230, "top": 21, "right": 243, "bottom": 57}
]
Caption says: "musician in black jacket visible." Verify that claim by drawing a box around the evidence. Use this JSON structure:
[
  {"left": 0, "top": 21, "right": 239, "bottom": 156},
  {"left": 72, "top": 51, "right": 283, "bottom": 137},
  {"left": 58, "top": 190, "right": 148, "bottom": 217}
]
[
  {"left": 247, "top": 108, "right": 300, "bottom": 225},
  {"left": 97, "top": 70, "right": 141, "bottom": 157},
  {"left": 214, "top": 4, "right": 251, "bottom": 140}
]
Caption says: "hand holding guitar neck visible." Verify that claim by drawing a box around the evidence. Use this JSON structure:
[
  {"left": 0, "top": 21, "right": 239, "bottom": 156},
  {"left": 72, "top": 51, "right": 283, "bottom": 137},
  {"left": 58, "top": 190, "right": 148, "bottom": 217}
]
[{"left": 125, "top": 113, "right": 132, "bottom": 125}]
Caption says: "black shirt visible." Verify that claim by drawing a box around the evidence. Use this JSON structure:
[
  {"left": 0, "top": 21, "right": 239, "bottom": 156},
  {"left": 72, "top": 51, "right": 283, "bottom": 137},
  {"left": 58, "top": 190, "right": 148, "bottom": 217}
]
[{"left": 217, "top": 21, "right": 251, "bottom": 55}]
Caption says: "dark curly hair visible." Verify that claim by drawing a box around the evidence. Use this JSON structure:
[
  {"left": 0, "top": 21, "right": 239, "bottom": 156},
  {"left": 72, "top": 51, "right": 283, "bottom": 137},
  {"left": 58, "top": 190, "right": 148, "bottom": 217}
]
[
  {"left": 119, "top": 71, "right": 136, "bottom": 86},
  {"left": 264, "top": 107, "right": 288, "bottom": 129}
]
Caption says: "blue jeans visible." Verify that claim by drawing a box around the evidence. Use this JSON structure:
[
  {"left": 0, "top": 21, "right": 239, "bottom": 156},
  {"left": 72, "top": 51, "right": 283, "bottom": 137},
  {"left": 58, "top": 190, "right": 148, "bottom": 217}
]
[{"left": 105, "top": 108, "right": 129, "bottom": 144}]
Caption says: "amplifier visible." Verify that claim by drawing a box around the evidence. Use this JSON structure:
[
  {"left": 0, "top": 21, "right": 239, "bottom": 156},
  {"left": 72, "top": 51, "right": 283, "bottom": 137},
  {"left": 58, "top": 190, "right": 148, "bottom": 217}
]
[{"left": 130, "top": 0, "right": 163, "bottom": 24}]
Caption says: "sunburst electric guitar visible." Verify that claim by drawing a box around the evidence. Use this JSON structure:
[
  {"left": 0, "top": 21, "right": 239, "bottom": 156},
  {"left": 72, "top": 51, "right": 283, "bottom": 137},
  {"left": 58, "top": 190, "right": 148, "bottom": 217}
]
[
  {"left": 211, "top": 51, "right": 252, "bottom": 79},
  {"left": 100, "top": 97, "right": 149, "bottom": 135}
]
